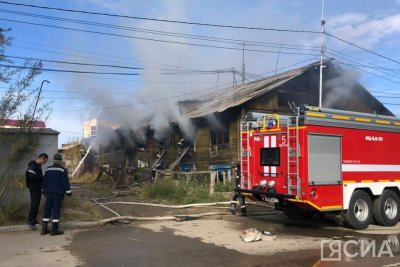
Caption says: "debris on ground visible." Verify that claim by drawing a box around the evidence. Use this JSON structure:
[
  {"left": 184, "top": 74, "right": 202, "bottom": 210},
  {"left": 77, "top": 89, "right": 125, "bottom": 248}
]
[
  {"left": 261, "top": 230, "right": 278, "bottom": 241},
  {"left": 240, "top": 228, "right": 262, "bottom": 243},
  {"left": 240, "top": 228, "right": 278, "bottom": 243}
]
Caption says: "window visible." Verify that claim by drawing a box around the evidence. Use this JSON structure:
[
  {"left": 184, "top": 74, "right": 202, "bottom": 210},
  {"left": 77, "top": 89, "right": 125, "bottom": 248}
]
[
  {"left": 90, "top": 126, "right": 96, "bottom": 137},
  {"left": 210, "top": 128, "right": 230, "bottom": 146},
  {"left": 260, "top": 148, "right": 280, "bottom": 166}
]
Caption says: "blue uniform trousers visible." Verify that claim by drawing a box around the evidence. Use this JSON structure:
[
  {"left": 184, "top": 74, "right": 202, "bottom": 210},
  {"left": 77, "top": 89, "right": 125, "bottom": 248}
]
[{"left": 43, "top": 193, "right": 64, "bottom": 222}]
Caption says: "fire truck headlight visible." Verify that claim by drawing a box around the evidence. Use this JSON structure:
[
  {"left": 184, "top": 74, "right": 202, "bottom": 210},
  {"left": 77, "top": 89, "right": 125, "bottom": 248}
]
[
  {"left": 259, "top": 180, "right": 267, "bottom": 187},
  {"left": 267, "top": 180, "right": 276, "bottom": 188}
]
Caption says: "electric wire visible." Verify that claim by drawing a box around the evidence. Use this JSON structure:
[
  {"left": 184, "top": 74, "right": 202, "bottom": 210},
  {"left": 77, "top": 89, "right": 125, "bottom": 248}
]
[
  {"left": 5, "top": 55, "right": 143, "bottom": 70},
  {"left": 0, "top": 64, "right": 140, "bottom": 75},
  {"left": 0, "top": 18, "right": 320, "bottom": 57},
  {"left": 0, "top": 1, "right": 320, "bottom": 34},
  {"left": 0, "top": 8, "right": 321, "bottom": 51},
  {"left": 1, "top": 0, "right": 399, "bottom": 68}
]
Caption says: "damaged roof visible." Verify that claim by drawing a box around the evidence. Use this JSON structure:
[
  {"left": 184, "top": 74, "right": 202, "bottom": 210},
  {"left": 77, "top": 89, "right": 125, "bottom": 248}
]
[
  {"left": 179, "top": 61, "right": 321, "bottom": 118},
  {"left": 179, "top": 60, "right": 392, "bottom": 118}
]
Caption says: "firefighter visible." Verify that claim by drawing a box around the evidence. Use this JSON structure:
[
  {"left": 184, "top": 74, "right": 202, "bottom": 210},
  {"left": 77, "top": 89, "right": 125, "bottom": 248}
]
[
  {"left": 177, "top": 138, "right": 186, "bottom": 154},
  {"left": 41, "top": 153, "right": 72, "bottom": 236},
  {"left": 80, "top": 146, "right": 86, "bottom": 158},
  {"left": 25, "top": 153, "right": 48, "bottom": 230}
]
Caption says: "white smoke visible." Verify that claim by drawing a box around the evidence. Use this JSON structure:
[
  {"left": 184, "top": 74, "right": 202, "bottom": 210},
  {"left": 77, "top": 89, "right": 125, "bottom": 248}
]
[{"left": 324, "top": 67, "right": 360, "bottom": 108}]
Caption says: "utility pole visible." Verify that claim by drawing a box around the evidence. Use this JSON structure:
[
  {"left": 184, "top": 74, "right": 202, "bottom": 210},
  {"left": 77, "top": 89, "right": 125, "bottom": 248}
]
[
  {"left": 232, "top": 68, "right": 237, "bottom": 87},
  {"left": 28, "top": 80, "right": 50, "bottom": 133},
  {"left": 274, "top": 44, "right": 282, "bottom": 76},
  {"left": 242, "top": 43, "right": 245, "bottom": 84},
  {"left": 318, "top": 0, "right": 326, "bottom": 108}
]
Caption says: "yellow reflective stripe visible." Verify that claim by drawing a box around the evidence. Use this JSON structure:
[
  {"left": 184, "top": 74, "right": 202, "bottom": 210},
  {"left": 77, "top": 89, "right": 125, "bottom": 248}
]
[
  {"left": 332, "top": 115, "right": 350, "bottom": 120},
  {"left": 288, "top": 199, "right": 342, "bottom": 211},
  {"left": 376, "top": 119, "right": 391, "bottom": 125},
  {"left": 355, "top": 117, "right": 371, "bottom": 123},
  {"left": 307, "top": 112, "right": 326, "bottom": 118},
  {"left": 321, "top": 205, "right": 343, "bottom": 211}
]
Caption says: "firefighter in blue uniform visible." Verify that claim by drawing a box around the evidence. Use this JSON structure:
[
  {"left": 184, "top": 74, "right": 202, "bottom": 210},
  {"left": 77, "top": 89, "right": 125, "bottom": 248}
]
[
  {"left": 41, "top": 153, "right": 72, "bottom": 236},
  {"left": 26, "top": 153, "right": 48, "bottom": 230}
]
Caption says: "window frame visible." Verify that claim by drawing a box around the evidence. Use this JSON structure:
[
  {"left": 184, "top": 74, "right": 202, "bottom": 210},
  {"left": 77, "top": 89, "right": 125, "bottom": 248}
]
[
  {"left": 260, "top": 147, "right": 280, "bottom": 166},
  {"left": 210, "top": 127, "right": 230, "bottom": 146}
]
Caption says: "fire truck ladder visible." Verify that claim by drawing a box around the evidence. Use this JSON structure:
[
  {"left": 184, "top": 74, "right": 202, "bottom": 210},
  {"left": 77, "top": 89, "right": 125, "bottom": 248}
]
[
  {"left": 167, "top": 146, "right": 190, "bottom": 171},
  {"left": 286, "top": 116, "right": 300, "bottom": 196},
  {"left": 240, "top": 121, "right": 251, "bottom": 189}
]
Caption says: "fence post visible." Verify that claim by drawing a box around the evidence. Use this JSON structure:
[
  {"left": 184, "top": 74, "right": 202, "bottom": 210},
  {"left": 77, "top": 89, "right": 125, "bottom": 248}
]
[
  {"left": 222, "top": 171, "right": 226, "bottom": 184},
  {"left": 210, "top": 171, "right": 216, "bottom": 195}
]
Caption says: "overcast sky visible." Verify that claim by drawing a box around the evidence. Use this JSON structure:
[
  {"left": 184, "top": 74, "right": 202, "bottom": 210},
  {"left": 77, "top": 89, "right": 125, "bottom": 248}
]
[{"left": 2, "top": 0, "right": 400, "bottom": 145}]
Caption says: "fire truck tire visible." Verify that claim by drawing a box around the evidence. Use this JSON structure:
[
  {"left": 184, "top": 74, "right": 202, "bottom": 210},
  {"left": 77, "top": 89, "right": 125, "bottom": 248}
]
[
  {"left": 372, "top": 190, "right": 400, "bottom": 227},
  {"left": 344, "top": 190, "right": 372, "bottom": 230}
]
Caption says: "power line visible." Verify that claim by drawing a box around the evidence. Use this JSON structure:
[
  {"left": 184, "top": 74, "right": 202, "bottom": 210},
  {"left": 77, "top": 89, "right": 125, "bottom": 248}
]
[
  {"left": 325, "top": 32, "right": 400, "bottom": 66},
  {"left": 334, "top": 60, "right": 400, "bottom": 85},
  {"left": 0, "top": 64, "right": 140, "bottom": 75},
  {"left": 339, "top": 8, "right": 400, "bottom": 52},
  {"left": 2, "top": 1, "right": 398, "bottom": 68},
  {"left": 0, "top": 8, "right": 321, "bottom": 52},
  {"left": 381, "top": 102, "right": 400, "bottom": 106},
  {"left": 54, "top": 85, "right": 228, "bottom": 112},
  {"left": 5, "top": 55, "right": 143, "bottom": 70},
  {"left": 54, "top": 58, "right": 322, "bottom": 112},
  {"left": 370, "top": 90, "right": 400, "bottom": 96},
  {"left": 0, "top": 18, "right": 320, "bottom": 57},
  {"left": 327, "top": 48, "right": 400, "bottom": 74},
  {"left": 326, "top": 51, "right": 400, "bottom": 82},
  {"left": 0, "top": 1, "right": 320, "bottom": 34}
]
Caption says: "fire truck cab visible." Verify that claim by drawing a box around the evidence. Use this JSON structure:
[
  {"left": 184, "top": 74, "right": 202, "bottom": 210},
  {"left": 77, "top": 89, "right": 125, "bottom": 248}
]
[{"left": 231, "top": 105, "right": 400, "bottom": 229}]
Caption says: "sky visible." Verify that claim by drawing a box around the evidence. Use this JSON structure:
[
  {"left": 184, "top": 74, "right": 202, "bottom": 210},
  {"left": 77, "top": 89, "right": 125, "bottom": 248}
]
[{"left": 2, "top": 0, "right": 400, "bottom": 146}]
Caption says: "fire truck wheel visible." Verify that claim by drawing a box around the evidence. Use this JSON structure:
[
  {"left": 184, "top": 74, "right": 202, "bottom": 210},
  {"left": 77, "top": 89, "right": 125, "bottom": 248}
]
[
  {"left": 373, "top": 190, "right": 400, "bottom": 227},
  {"left": 344, "top": 190, "right": 372, "bottom": 230}
]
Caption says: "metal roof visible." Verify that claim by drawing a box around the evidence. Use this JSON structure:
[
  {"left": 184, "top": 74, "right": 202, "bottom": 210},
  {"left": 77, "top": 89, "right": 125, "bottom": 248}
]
[
  {"left": 179, "top": 60, "right": 393, "bottom": 119},
  {"left": 179, "top": 61, "right": 320, "bottom": 119}
]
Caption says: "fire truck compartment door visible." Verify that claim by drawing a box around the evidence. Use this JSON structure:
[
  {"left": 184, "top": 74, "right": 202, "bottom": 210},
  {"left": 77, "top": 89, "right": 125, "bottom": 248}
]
[{"left": 308, "top": 134, "right": 342, "bottom": 185}]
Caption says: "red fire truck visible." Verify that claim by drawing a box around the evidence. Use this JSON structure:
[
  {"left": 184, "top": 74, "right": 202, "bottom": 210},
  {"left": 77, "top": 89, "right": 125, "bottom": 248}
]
[{"left": 231, "top": 105, "right": 400, "bottom": 229}]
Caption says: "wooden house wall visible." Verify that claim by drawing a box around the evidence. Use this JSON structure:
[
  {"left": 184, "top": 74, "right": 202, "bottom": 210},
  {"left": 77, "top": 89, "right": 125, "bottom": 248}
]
[{"left": 165, "top": 112, "right": 241, "bottom": 171}]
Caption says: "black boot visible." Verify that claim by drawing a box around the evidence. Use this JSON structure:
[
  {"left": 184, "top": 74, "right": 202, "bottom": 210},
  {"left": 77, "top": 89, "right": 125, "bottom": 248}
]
[
  {"left": 50, "top": 222, "right": 64, "bottom": 236},
  {"left": 41, "top": 221, "right": 49, "bottom": 235}
]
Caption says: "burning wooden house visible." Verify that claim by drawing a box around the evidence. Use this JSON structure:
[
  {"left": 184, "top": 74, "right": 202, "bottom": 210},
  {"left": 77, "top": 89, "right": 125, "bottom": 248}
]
[
  {"left": 91, "top": 60, "right": 393, "bottom": 183},
  {"left": 168, "top": 60, "right": 393, "bottom": 178}
]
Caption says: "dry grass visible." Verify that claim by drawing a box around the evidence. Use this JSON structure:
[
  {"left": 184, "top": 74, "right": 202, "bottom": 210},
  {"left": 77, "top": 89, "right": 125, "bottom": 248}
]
[
  {"left": 70, "top": 172, "right": 97, "bottom": 184},
  {"left": 139, "top": 178, "right": 231, "bottom": 204},
  {"left": 62, "top": 197, "right": 103, "bottom": 222}
]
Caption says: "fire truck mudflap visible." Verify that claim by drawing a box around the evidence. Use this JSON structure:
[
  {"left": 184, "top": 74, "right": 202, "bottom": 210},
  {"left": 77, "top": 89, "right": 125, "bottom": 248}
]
[{"left": 232, "top": 106, "right": 400, "bottom": 229}]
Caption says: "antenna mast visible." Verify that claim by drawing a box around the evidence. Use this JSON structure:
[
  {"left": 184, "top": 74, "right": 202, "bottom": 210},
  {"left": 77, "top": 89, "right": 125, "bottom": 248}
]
[{"left": 318, "top": 0, "right": 326, "bottom": 108}]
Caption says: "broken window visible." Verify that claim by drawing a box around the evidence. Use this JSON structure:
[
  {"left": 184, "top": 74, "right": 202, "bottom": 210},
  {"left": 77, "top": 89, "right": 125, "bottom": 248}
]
[{"left": 210, "top": 127, "right": 230, "bottom": 146}]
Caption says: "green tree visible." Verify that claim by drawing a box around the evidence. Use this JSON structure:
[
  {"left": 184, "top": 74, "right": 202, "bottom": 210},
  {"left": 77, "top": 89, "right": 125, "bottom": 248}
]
[{"left": 0, "top": 28, "right": 52, "bottom": 201}]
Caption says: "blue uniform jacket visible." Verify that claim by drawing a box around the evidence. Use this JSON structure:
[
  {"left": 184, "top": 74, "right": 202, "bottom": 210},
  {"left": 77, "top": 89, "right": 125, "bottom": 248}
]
[{"left": 42, "top": 164, "right": 71, "bottom": 195}]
